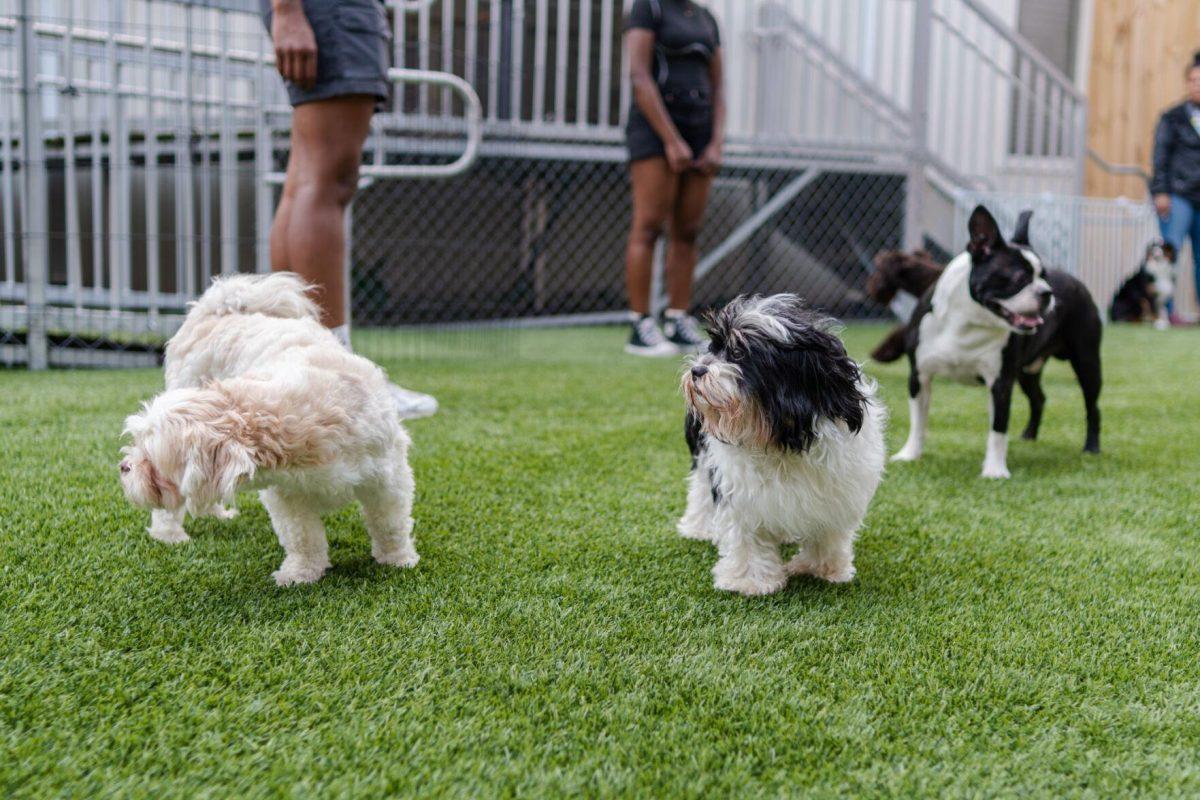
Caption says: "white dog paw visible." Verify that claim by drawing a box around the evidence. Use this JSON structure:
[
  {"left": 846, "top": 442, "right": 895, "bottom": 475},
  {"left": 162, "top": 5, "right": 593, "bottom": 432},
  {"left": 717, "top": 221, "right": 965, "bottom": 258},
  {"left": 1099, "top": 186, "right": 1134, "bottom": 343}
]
[
  {"left": 786, "top": 556, "right": 856, "bottom": 583},
  {"left": 890, "top": 448, "right": 920, "bottom": 463},
  {"left": 205, "top": 504, "right": 239, "bottom": 520},
  {"left": 148, "top": 524, "right": 190, "bottom": 545},
  {"left": 272, "top": 561, "right": 329, "bottom": 587},
  {"left": 981, "top": 464, "right": 1011, "bottom": 479},
  {"left": 374, "top": 549, "right": 420, "bottom": 569},
  {"left": 677, "top": 521, "right": 716, "bottom": 542},
  {"left": 712, "top": 570, "right": 788, "bottom": 597}
]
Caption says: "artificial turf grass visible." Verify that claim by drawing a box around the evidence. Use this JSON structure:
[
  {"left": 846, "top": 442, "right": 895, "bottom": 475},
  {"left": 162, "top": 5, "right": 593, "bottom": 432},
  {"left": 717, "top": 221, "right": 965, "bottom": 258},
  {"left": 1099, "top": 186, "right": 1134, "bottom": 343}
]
[{"left": 1, "top": 323, "right": 1198, "bottom": 798}]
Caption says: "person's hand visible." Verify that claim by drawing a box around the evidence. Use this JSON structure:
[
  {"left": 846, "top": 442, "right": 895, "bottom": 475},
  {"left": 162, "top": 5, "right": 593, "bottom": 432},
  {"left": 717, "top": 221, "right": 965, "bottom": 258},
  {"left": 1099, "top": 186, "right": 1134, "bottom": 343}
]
[
  {"left": 694, "top": 141, "right": 723, "bottom": 175},
  {"left": 1154, "top": 193, "right": 1172, "bottom": 220},
  {"left": 665, "top": 138, "right": 694, "bottom": 173},
  {"left": 272, "top": 4, "right": 318, "bottom": 89}
]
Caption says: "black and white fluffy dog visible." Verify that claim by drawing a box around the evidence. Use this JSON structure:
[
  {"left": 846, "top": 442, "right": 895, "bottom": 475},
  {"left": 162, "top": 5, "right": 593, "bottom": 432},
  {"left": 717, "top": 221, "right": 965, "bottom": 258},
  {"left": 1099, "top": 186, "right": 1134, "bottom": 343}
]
[
  {"left": 679, "top": 295, "right": 886, "bottom": 596},
  {"left": 1110, "top": 241, "right": 1177, "bottom": 329},
  {"left": 892, "top": 206, "right": 1102, "bottom": 479}
]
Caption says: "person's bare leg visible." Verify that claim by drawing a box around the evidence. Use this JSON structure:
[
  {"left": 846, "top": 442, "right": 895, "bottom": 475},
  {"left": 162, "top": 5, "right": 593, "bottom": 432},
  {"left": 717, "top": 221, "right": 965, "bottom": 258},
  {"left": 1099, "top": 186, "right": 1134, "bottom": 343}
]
[
  {"left": 274, "top": 95, "right": 375, "bottom": 328},
  {"left": 659, "top": 170, "right": 714, "bottom": 351},
  {"left": 268, "top": 154, "right": 296, "bottom": 272},
  {"left": 273, "top": 95, "right": 437, "bottom": 418},
  {"left": 666, "top": 169, "right": 714, "bottom": 311},
  {"left": 625, "top": 158, "right": 679, "bottom": 316}
]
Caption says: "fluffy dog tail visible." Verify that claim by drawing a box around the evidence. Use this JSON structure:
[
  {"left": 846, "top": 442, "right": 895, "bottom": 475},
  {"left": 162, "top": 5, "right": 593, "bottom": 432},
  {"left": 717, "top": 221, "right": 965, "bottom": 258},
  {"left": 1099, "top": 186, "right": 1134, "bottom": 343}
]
[
  {"left": 870, "top": 325, "right": 910, "bottom": 363},
  {"left": 188, "top": 272, "right": 320, "bottom": 321}
]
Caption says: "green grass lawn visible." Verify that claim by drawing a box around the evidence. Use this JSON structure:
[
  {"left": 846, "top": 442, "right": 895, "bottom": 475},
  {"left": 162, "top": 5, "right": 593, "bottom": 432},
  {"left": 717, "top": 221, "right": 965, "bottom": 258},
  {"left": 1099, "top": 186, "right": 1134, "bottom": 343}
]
[{"left": 2, "top": 324, "right": 1198, "bottom": 798}]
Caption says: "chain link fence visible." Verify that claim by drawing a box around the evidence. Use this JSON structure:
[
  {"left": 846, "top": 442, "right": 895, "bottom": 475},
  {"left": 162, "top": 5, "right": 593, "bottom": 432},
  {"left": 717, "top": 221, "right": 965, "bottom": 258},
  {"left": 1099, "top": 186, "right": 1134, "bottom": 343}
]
[{"left": 348, "top": 154, "right": 903, "bottom": 330}]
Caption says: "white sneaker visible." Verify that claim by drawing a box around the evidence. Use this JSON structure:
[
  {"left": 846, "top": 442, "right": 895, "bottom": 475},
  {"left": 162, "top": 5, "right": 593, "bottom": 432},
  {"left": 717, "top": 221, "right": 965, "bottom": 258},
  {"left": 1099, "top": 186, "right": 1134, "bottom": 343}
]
[
  {"left": 388, "top": 383, "right": 439, "bottom": 419},
  {"left": 624, "top": 315, "right": 680, "bottom": 357}
]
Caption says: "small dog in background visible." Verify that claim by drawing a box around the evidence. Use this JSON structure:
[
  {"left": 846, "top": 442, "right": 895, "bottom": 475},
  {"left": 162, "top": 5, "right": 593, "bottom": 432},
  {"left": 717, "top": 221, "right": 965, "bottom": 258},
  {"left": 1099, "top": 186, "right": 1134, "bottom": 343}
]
[
  {"left": 679, "top": 295, "right": 887, "bottom": 597},
  {"left": 1110, "top": 241, "right": 1177, "bottom": 329},
  {"left": 120, "top": 273, "right": 418, "bottom": 586},
  {"left": 865, "top": 249, "right": 944, "bottom": 362}
]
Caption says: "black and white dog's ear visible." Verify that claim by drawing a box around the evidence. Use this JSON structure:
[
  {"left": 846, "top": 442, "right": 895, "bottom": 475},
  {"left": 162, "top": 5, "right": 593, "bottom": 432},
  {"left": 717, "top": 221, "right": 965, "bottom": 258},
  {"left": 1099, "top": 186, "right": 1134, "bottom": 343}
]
[
  {"left": 760, "top": 324, "right": 866, "bottom": 452},
  {"left": 967, "top": 205, "right": 1005, "bottom": 261},
  {"left": 1011, "top": 210, "right": 1033, "bottom": 247}
]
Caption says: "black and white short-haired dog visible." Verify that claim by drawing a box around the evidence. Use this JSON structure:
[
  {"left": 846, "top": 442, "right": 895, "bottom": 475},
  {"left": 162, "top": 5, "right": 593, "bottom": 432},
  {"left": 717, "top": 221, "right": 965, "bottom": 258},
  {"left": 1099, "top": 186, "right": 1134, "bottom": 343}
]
[
  {"left": 892, "top": 206, "right": 1102, "bottom": 479},
  {"left": 1110, "top": 241, "right": 1177, "bottom": 329},
  {"left": 679, "top": 295, "right": 886, "bottom": 596}
]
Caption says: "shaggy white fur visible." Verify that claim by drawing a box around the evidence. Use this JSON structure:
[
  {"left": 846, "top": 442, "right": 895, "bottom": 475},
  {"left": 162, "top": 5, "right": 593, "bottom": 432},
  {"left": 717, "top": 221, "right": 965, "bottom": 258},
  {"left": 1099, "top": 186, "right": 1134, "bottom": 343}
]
[
  {"left": 120, "top": 272, "right": 417, "bottom": 586},
  {"left": 679, "top": 295, "right": 887, "bottom": 597}
]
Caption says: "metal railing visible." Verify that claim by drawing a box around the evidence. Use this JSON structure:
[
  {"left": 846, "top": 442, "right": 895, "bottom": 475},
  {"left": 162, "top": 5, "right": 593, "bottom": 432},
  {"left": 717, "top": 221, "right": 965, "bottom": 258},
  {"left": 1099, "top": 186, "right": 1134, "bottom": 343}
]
[{"left": 0, "top": 0, "right": 1100, "bottom": 370}]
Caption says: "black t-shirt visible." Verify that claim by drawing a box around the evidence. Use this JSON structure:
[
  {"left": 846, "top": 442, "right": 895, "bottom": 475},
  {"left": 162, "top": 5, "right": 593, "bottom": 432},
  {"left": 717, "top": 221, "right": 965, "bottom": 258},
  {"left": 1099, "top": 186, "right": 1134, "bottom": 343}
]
[{"left": 625, "top": 0, "right": 721, "bottom": 97}]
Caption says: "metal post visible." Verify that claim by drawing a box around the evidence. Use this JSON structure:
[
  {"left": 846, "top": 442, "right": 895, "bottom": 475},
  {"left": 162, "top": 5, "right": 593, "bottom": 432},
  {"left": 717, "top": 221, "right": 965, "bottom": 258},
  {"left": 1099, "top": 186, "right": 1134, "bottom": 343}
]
[
  {"left": 18, "top": 0, "right": 48, "bottom": 370},
  {"left": 904, "top": 0, "right": 932, "bottom": 251},
  {"left": 1073, "top": 102, "right": 1089, "bottom": 196},
  {"left": 344, "top": 202, "right": 354, "bottom": 341},
  {"left": 649, "top": 239, "right": 666, "bottom": 318}
]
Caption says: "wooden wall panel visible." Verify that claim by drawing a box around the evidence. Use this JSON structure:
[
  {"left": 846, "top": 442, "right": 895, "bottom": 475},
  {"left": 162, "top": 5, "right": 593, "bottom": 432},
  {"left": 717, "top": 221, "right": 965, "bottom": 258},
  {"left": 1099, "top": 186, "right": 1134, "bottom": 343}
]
[{"left": 1086, "top": 0, "right": 1200, "bottom": 198}]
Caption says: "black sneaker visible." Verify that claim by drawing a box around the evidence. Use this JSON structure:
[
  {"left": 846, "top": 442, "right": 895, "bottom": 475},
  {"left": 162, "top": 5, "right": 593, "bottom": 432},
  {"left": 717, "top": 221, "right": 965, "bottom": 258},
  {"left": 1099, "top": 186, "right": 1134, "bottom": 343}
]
[
  {"left": 661, "top": 311, "right": 707, "bottom": 353},
  {"left": 625, "top": 315, "right": 679, "bottom": 357}
]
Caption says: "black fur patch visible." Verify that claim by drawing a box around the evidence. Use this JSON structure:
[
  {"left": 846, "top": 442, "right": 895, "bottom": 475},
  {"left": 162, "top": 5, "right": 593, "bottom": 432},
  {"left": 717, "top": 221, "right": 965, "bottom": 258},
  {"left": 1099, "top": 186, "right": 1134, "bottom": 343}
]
[{"left": 684, "top": 411, "right": 703, "bottom": 469}]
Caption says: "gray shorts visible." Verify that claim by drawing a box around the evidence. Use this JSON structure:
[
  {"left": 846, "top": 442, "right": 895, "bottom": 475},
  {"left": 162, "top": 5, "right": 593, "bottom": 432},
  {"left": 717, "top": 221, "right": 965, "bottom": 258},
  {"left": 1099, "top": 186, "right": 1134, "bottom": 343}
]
[{"left": 261, "top": 0, "right": 391, "bottom": 110}]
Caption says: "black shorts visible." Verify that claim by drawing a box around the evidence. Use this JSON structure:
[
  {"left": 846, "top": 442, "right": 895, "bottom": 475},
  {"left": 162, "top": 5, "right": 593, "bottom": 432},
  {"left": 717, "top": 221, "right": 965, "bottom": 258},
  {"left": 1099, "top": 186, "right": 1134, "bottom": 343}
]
[
  {"left": 626, "top": 88, "right": 714, "bottom": 163},
  {"left": 261, "top": 0, "right": 391, "bottom": 110}
]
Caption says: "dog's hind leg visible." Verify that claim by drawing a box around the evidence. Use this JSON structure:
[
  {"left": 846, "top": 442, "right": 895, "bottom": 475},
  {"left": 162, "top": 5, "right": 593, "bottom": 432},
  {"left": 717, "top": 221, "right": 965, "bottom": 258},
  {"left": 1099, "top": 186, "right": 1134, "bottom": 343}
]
[
  {"left": 260, "top": 487, "right": 331, "bottom": 586},
  {"left": 891, "top": 371, "right": 931, "bottom": 462},
  {"left": 1017, "top": 368, "right": 1046, "bottom": 441},
  {"left": 677, "top": 466, "right": 718, "bottom": 542},
  {"left": 355, "top": 461, "right": 418, "bottom": 569},
  {"left": 1070, "top": 354, "right": 1102, "bottom": 454},
  {"left": 202, "top": 503, "right": 239, "bottom": 520}
]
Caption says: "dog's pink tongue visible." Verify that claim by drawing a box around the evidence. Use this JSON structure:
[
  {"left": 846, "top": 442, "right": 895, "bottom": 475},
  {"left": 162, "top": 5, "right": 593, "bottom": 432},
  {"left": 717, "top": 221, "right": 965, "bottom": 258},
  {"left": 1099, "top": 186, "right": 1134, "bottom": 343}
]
[{"left": 1015, "top": 313, "right": 1043, "bottom": 327}]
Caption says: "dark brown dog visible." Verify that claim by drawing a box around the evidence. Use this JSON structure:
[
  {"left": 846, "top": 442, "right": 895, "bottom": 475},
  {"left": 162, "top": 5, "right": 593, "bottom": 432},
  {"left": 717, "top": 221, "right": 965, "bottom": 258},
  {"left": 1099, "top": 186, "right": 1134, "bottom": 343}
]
[{"left": 866, "top": 250, "right": 944, "bottom": 362}]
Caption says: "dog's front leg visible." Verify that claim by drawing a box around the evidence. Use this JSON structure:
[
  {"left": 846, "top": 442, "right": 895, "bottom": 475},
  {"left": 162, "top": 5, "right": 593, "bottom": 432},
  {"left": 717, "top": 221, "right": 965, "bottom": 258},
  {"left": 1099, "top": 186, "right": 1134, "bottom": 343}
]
[
  {"left": 677, "top": 465, "right": 718, "bottom": 542},
  {"left": 148, "top": 507, "right": 189, "bottom": 544},
  {"left": 711, "top": 524, "right": 787, "bottom": 597},
  {"left": 892, "top": 371, "right": 931, "bottom": 462},
  {"left": 260, "top": 488, "right": 331, "bottom": 586},
  {"left": 982, "top": 376, "right": 1015, "bottom": 479},
  {"left": 786, "top": 531, "right": 856, "bottom": 583}
]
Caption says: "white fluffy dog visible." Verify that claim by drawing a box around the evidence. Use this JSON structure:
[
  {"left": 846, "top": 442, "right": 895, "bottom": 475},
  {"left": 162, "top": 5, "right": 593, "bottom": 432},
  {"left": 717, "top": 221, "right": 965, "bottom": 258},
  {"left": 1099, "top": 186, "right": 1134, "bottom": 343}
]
[
  {"left": 120, "top": 272, "right": 417, "bottom": 586},
  {"left": 679, "top": 295, "right": 886, "bottom": 596}
]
